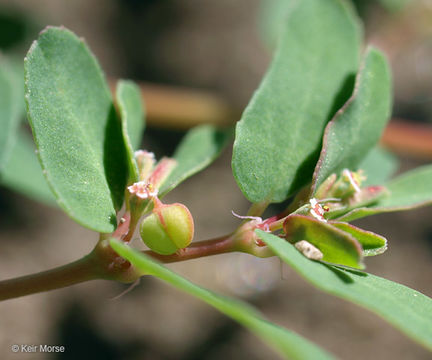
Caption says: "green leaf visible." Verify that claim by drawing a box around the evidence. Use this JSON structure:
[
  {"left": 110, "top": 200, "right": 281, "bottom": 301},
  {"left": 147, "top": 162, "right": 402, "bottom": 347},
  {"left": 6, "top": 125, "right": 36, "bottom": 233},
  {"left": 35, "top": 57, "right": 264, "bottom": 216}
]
[
  {"left": 256, "top": 230, "right": 432, "bottom": 351},
  {"left": 284, "top": 215, "right": 363, "bottom": 269},
  {"left": 116, "top": 80, "right": 145, "bottom": 183},
  {"left": 24, "top": 26, "right": 128, "bottom": 232},
  {"left": 159, "top": 125, "right": 231, "bottom": 195},
  {"left": 109, "top": 239, "right": 335, "bottom": 360},
  {"left": 331, "top": 222, "right": 387, "bottom": 256},
  {"left": 338, "top": 165, "right": 432, "bottom": 221},
  {"left": 312, "top": 48, "right": 392, "bottom": 193},
  {"left": 358, "top": 146, "right": 398, "bottom": 186},
  {"left": 1, "top": 129, "right": 56, "bottom": 205},
  {"left": 232, "top": 0, "right": 361, "bottom": 203},
  {"left": 0, "top": 56, "right": 23, "bottom": 173}
]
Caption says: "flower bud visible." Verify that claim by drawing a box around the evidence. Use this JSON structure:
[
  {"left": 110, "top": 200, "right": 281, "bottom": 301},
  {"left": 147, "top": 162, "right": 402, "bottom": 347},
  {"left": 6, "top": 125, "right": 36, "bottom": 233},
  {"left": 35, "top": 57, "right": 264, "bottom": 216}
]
[
  {"left": 330, "top": 169, "right": 365, "bottom": 199},
  {"left": 140, "top": 202, "right": 194, "bottom": 255},
  {"left": 135, "top": 150, "right": 156, "bottom": 181}
]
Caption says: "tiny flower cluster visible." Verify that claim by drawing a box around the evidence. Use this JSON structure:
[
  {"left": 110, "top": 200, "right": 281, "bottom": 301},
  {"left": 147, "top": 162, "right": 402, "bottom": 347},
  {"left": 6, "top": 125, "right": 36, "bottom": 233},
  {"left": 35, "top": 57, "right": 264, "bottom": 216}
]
[
  {"left": 127, "top": 181, "right": 158, "bottom": 199},
  {"left": 309, "top": 198, "right": 328, "bottom": 222},
  {"left": 134, "top": 150, "right": 156, "bottom": 181},
  {"left": 312, "top": 168, "right": 385, "bottom": 217},
  {"left": 135, "top": 150, "right": 155, "bottom": 160},
  {"left": 316, "top": 169, "right": 366, "bottom": 202}
]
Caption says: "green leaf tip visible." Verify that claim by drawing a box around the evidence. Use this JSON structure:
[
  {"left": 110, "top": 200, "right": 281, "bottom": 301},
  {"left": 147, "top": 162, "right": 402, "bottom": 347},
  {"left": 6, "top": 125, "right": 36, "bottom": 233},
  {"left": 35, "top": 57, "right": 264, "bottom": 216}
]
[
  {"left": 24, "top": 26, "right": 128, "bottom": 233},
  {"left": 283, "top": 214, "right": 364, "bottom": 269},
  {"left": 116, "top": 79, "right": 145, "bottom": 183},
  {"left": 331, "top": 222, "right": 387, "bottom": 256}
]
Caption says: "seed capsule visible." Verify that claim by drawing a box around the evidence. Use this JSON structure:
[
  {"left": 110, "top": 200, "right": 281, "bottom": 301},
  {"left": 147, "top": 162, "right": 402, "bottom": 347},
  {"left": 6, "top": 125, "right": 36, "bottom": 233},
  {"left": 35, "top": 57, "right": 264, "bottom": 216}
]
[{"left": 140, "top": 202, "right": 194, "bottom": 255}]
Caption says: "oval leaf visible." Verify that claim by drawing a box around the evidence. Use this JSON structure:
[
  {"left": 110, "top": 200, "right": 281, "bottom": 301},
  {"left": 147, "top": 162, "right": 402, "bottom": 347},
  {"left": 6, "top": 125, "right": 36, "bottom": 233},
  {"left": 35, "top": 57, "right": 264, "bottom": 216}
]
[
  {"left": 159, "top": 125, "right": 231, "bottom": 196},
  {"left": 256, "top": 230, "right": 432, "bottom": 351},
  {"left": 284, "top": 214, "right": 363, "bottom": 269},
  {"left": 339, "top": 165, "right": 432, "bottom": 221},
  {"left": 312, "top": 48, "right": 392, "bottom": 193},
  {"left": 110, "top": 239, "right": 335, "bottom": 360},
  {"left": 232, "top": 0, "right": 361, "bottom": 203},
  {"left": 331, "top": 222, "right": 387, "bottom": 256},
  {"left": 25, "top": 26, "right": 127, "bottom": 232},
  {"left": 116, "top": 80, "right": 145, "bottom": 183}
]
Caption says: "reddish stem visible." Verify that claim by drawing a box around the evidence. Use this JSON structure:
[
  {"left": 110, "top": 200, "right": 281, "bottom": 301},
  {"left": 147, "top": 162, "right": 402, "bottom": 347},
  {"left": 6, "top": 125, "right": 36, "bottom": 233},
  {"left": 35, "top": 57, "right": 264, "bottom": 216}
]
[
  {"left": 144, "top": 235, "right": 235, "bottom": 263},
  {"left": 0, "top": 225, "right": 264, "bottom": 300},
  {"left": 120, "top": 211, "right": 142, "bottom": 244},
  {"left": 113, "top": 213, "right": 131, "bottom": 239}
]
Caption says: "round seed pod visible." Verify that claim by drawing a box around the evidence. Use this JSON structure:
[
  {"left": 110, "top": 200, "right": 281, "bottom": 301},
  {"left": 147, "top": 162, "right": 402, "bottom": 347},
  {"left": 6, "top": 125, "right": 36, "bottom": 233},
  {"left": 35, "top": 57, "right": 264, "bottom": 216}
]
[{"left": 140, "top": 202, "right": 194, "bottom": 255}]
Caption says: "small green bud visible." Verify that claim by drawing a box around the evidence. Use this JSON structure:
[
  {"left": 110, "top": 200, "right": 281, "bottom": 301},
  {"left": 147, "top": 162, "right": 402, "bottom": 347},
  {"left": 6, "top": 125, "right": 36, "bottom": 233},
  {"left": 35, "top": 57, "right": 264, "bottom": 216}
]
[
  {"left": 135, "top": 150, "right": 156, "bottom": 181},
  {"left": 330, "top": 169, "right": 365, "bottom": 199},
  {"left": 140, "top": 201, "right": 194, "bottom": 255}
]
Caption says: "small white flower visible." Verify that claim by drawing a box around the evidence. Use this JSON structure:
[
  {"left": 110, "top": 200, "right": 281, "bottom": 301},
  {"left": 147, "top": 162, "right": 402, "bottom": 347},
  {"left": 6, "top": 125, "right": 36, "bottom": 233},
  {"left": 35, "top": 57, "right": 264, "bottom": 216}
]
[
  {"left": 134, "top": 150, "right": 155, "bottom": 160},
  {"left": 309, "top": 198, "right": 327, "bottom": 222},
  {"left": 128, "top": 181, "right": 158, "bottom": 199}
]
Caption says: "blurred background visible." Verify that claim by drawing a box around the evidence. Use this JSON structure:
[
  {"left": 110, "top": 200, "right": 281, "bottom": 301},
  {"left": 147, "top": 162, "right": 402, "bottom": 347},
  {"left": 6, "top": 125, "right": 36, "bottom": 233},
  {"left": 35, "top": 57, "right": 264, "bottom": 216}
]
[{"left": 0, "top": 0, "right": 431, "bottom": 359}]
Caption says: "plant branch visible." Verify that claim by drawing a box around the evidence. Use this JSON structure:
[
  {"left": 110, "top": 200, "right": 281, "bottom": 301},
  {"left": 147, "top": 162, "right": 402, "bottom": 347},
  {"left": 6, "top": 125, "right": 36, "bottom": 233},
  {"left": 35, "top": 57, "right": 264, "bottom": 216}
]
[
  {"left": 0, "top": 254, "right": 99, "bottom": 301},
  {"left": 144, "top": 235, "right": 236, "bottom": 263},
  {"left": 247, "top": 201, "right": 269, "bottom": 217},
  {"left": 0, "top": 210, "right": 280, "bottom": 301},
  {"left": 0, "top": 234, "right": 240, "bottom": 301}
]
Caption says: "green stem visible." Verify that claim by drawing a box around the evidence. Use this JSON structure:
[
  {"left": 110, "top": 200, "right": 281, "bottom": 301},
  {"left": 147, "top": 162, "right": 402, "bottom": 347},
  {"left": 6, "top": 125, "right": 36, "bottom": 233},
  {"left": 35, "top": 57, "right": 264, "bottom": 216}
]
[
  {"left": 247, "top": 201, "right": 269, "bottom": 217},
  {"left": 0, "top": 254, "right": 100, "bottom": 301},
  {"left": 0, "top": 217, "right": 279, "bottom": 301},
  {"left": 269, "top": 217, "right": 286, "bottom": 232},
  {"left": 0, "top": 234, "right": 239, "bottom": 301}
]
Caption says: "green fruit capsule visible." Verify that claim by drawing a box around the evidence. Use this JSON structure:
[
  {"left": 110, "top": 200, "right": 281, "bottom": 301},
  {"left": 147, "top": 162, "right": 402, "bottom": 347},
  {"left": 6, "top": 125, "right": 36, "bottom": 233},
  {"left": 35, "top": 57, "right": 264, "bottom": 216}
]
[{"left": 140, "top": 202, "right": 194, "bottom": 255}]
